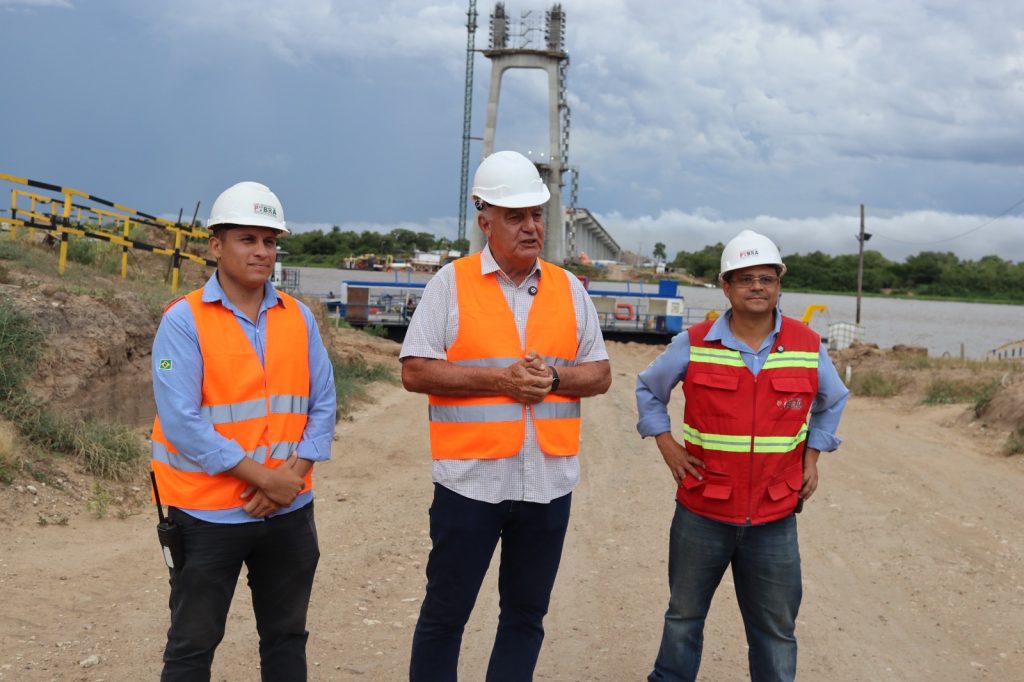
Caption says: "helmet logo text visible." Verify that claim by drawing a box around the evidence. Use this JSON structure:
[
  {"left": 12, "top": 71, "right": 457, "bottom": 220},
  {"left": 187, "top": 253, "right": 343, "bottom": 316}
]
[
  {"left": 739, "top": 249, "right": 759, "bottom": 258},
  {"left": 253, "top": 203, "right": 278, "bottom": 218}
]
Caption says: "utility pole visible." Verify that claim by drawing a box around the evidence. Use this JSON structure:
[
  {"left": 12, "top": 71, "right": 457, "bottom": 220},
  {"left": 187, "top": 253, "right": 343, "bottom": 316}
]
[
  {"left": 457, "top": 0, "right": 478, "bottom": 246},
  {"left": 856, "top": 203, "right": 867, "bottom": 325}
]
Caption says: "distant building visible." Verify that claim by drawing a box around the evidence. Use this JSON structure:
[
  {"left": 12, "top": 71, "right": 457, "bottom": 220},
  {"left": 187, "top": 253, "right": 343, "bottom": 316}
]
[{"left": 985, "top": 339, "right": 1024, "bottom": 362}]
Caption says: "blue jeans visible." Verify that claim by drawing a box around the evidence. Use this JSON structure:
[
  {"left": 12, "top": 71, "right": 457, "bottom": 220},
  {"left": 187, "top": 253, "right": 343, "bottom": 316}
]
[
  {"left": 161, "top": 503, "right": 320, "bottom": 682},
  {"left": 409, "top": 483, "right": 572, "bottom": 682},
  {"left": 649, "top": 503, "right": 802, "bottom": 682}
]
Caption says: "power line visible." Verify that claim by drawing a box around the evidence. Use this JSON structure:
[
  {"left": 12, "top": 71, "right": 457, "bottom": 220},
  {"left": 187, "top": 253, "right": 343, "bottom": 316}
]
[{"left": 870, "top": 195, "right": 1024, "bottom": 245}]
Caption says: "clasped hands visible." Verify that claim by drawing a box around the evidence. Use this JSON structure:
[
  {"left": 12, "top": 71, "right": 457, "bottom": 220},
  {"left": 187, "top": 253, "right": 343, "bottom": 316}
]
[
  {"left": 240, "top": 452, "right": 306, "bottom": 518},
  {"left": 502, "top": 351, "right": 556, "bottom": 404}
]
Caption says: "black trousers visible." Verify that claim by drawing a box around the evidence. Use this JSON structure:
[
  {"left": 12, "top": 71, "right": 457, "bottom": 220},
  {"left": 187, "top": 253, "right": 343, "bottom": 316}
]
[
  {"left": 161, "top": 503, "right": 320, "bottom": 682},
  {"left": 410, "top": 484, "right": 572, "bottom": 682}
]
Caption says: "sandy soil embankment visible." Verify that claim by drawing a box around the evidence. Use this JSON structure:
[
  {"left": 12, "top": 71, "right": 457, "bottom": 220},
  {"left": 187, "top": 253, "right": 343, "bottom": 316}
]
[{"left": 1, "top": 341, "right": 1023, "bottom": 681}]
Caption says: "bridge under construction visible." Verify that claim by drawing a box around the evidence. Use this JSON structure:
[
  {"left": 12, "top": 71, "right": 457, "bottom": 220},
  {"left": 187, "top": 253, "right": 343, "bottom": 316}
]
[{"left": 459, "top": 2, "right": 621, "bottom": 265}]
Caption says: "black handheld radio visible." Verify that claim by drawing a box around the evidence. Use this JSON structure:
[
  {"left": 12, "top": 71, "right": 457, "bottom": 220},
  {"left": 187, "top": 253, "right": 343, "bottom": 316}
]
[{"left": 150, "top": 471, "right": 185, "bottom": 571}]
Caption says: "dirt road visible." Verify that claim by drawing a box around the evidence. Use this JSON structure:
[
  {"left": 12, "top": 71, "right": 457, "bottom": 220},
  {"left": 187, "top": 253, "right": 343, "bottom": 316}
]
[{"left": 2, "top": 341, "right": 1022, "bottom": 680}]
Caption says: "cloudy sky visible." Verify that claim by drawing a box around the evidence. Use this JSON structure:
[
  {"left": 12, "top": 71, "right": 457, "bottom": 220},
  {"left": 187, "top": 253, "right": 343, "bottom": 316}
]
[{"left": 3, "top": 0, "right": 1024, "bottom": 263}]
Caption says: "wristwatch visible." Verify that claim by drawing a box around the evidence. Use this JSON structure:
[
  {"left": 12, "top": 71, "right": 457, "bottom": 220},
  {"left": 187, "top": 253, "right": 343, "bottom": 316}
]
[{"left": 549, "top": 366, "right": 560, "bottom": 393}]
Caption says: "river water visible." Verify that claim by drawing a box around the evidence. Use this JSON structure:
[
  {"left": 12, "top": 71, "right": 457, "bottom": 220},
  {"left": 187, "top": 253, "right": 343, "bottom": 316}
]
[{"left": 296, "top": 267, "right": 1024, "bottom": 359}]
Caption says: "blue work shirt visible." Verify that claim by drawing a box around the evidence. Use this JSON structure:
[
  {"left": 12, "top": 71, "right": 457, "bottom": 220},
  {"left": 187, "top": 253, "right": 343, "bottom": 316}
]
[
  {"left": 151, "top": 273, "right": 336, "bottom": 524},
  {"left": 636, "top": 310, "right": 848, "bottom": 451}
]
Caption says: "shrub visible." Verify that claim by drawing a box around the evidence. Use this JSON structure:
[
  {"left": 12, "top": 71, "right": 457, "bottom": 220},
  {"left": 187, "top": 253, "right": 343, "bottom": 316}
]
[
  {"left": 923, "top": 378, "right": 999, "bottom": 406},
  {"left": 331, "top": 352, "right": 395, "bottom": 414},
  {"left": 0, "top": 302, "right": 44, "bottom": 396},
  {"left": 66, "top": 235, "right": 98, "bottom": 265},
  {"left": 1006, "top": 428, "right": 1024, "bottom": 456},
  {"left": 0, "top": 305, "right": 145, "bottom": 481},
  {"left": 849, "top": 370, "right": 902, "bottom": 397}
]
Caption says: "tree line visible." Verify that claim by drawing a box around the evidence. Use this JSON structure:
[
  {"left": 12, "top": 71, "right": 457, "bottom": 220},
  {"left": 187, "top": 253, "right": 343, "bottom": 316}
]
[
  {"left": 279, "top": 226, "right": 468, "bottom": 263},
  {"left": 672, "top": 244, "right": 1024, "bottom": 303}
]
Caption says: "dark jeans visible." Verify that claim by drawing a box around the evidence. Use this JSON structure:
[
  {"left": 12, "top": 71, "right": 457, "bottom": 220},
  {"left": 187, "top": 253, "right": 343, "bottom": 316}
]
[
  {"left": 649, "top": 503, "right": 802, "bottom": 682},
  {"left": 409, "top": 484, "right": 572, "bottom": 682},
  {"left": 161, "top": 502, "right": 320, "bottom": 682}
]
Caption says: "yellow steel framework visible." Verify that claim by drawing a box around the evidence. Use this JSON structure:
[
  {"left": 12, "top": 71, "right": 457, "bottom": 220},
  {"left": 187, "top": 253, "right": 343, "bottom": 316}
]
[{"left": 1, "top": 173, "right": 213, "bottom": 292}]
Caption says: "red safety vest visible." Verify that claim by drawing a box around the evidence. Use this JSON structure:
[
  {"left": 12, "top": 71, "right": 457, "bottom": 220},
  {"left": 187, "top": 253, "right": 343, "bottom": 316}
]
[
  {"left": 151, "top": 288, "right": 311, "bottom": 510},
  {"left": 428, "top": 253, "right": 581, "bottom": 459},
  {"left": 679, "top": 316, "right": 820, "bottom": 524}
]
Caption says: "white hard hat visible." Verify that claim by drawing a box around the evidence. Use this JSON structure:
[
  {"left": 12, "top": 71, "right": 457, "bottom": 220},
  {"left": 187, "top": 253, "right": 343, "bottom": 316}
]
[
  {"left": 719, "top": 230, "right": 787, "bottom": 280},
  {"left": 471, "top": 151, "right": 551, "bottom": 208},
  {"left": 208, "top": 181, "right": 288, "bottom": 234}
]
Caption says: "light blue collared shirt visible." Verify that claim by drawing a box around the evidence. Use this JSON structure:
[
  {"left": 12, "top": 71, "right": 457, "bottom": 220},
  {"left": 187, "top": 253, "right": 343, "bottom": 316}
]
[
  {"left": 636, "top": 310, "right": 848, "bottom": 451},
  {"left": 151, "top": 273, "right": 335, "bottom": 523}
]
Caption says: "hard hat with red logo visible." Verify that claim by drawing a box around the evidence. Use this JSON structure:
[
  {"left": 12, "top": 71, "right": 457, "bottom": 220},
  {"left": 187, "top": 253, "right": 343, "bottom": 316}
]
[
  {"left": 471, "top": 151, "right": 551, "bottom": 208},
  {"left": 719, "top": 230, "right": 786, "bottom": 281},
  {"left": 208, "top": 181, "right": 288, "bottom": 234}
]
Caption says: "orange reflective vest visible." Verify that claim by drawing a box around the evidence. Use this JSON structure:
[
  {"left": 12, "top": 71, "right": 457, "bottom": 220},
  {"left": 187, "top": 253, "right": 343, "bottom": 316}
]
[
  {"left": 428, "top": 253, "right": 581, "bottom": 459},
  {"left": 679, "top": 316, "right": 820, "bottom": 524},
  {"left": 151, "top": 288, "right": 311, "bottom": 510}
]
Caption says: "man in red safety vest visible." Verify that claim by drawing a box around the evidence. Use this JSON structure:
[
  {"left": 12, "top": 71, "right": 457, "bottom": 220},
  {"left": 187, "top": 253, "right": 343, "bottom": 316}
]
[{"left": 636, "top": 230, "right": 849, "bottom": 682}]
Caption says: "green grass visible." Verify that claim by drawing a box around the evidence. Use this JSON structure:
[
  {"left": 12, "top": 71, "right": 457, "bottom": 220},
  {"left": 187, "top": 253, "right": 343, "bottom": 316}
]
[
  {"left": 331, "top": 352, "right": 396, "bottom": 415},
  {"left": 0, "top": 302, "right": 44, "bottom": 395},
  {"left": 1, "top": 394, "right": 145, "bottom": 481},
  {"left": 922, "top": 378, "right": 1000, "bottom": 407},
  {"left": 897, "top": 354, "right": 933, "bottom": 370},
  {"left": 848, "top": 370, "right": 902, "bottom": 397},
  {"left": 0, "top": 302, "right": 146, "bottom": 482}
]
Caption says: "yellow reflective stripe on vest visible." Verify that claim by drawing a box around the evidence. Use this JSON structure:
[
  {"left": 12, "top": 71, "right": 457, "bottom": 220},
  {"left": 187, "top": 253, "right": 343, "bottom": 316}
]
[
  {"left": 763, "top": 351, "right": 819, "bottom": 370},
  {"left": 682, "top": 422, "right": 809, "bottom": 453},
  {"left": 754, "top": 423, "right": 809, "bottom": 452},
  {"left": 689, "top": 346, "right": 745, "bottom": 367},
  {"left": 429, "top": 403, "right": 524, "bottom": 423},
  {"left": 682, "top": 424, "right": 751, "bottom": 452}
]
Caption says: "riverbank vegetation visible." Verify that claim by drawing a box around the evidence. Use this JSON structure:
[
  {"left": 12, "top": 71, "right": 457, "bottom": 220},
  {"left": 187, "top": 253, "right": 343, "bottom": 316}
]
[
  {"left": 672, "top": 244, "right": 1024, "bottom": 303},
  {"left": 279, "top": 227, "right": 468, "bottom": 267}
]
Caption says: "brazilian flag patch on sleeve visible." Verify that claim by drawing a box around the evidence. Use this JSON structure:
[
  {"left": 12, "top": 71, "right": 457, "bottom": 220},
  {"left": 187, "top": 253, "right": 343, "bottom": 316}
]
[{"left": 158, "top": 359, "right": 173, "bottom": 371}]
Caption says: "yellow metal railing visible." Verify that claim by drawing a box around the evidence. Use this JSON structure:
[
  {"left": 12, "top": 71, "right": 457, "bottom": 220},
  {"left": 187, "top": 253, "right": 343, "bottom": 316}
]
[{"left": 1, "top": 173, "right": 213, "bottom": 292}]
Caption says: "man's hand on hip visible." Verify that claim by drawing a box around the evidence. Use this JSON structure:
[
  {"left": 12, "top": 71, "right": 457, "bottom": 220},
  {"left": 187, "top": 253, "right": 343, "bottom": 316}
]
[
  {"left": 654, "top": 432, "right": 705, "bottom": 484},
  {"left": 800, "top": 448, "right": 821, "bottom": 500}
]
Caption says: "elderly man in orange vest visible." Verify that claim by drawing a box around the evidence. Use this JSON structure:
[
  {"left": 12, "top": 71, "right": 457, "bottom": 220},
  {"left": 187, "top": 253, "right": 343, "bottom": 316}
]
[
  {"left": 637, "top": 230, "right": 849, "bottom": 682},
  {"left": 150, "top": 181, "right": 335, "bottom": 681},
  {"left": 401, "top": 151, "right": 612, "bottom": 681}
]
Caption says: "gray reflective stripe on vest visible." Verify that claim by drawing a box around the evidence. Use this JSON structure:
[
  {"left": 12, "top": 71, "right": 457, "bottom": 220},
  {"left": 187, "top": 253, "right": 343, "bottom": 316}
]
[
  {"left": 539, "top": 355, "right": 576, "bottom": 368},
  {"left": 269, "top": 394, "right": 309, "bottom": 415},
  {"left": 269, "top": 441, "right": 299, "bottom": 461},
  {"left": 200, "top": 398, "right": 267, "bottom": 424},
  {"left": 533, "top": 401, "right": 581, "bottom": 419},
  {"left": 152, "top": 441, "right": 205, "bottom": 473},
  {"left": 152, "top": 441, "right": 288, "bottom": 471},
  {"left": 429, "top": 403, "right": 524, "bottom": 423},
  {"left": 248, "top": 445, "right": 269, "bottom": 464},
  {"left": 450, "top": 357, "right": 519, "bottom": 368}
]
